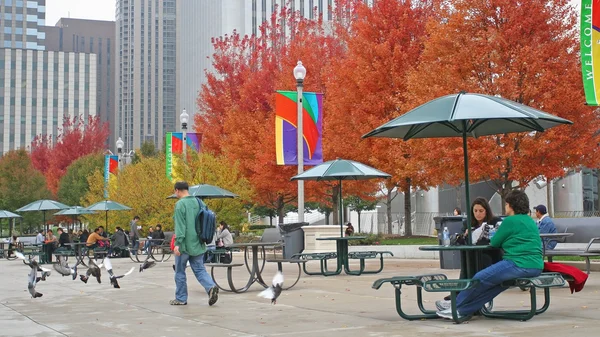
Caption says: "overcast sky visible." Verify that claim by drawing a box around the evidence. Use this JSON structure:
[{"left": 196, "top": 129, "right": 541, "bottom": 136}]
[{"left": 44, "top": 0, "right": 582, "bottom": 27}]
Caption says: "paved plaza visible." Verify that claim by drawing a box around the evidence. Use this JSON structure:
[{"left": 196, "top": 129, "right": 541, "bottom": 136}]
[{"left": 0, "top": 257, "right": 598, "bottom": 337}]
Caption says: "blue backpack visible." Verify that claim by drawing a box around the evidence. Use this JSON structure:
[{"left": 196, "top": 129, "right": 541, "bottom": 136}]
[{"left": 195, "top": 198, "right": 216, "bottom": 244}]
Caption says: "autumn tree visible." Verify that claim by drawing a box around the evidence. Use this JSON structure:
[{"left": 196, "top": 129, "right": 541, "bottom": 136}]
[
  {"left": 30, "top": 115, "right": 110, "bottom": 196},
  {"left": 345, "top": 195, "right": 378, "bottom": 233},
  {"left": 0, "top": 150, "right": 52, "bottom": 232},
  {"left": 407, "top": 0, "right": 600, "bottom": 207},
  {"left": 323, "top": 0, "right": 439, "bottom": 234},
  {"left": 57, "top": 152, "right": 104, "bottom": 206}
]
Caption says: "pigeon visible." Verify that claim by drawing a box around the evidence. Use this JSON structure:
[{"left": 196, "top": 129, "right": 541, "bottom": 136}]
[
  {"left": 15, "top": 252, "right": 51, "bottom": 298},
  {"left": 258, "top": 271, "right": 284, "bottom": 305},
  {"left": 102, "top": 257, "right": 135, "bottom": 289},
  {"left": 80, "top": 257, "right": 103, "bottom": 284},
  {"left": 139, "top": 260, "right": 156, "bottom": 272},
  {"left": 53, "top": 256, "right": 77, "bottom": 278}
]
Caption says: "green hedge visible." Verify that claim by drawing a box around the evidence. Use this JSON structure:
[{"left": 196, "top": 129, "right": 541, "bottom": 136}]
[{"left": 248, "top": 225, "right": 275, "bottom": 230}]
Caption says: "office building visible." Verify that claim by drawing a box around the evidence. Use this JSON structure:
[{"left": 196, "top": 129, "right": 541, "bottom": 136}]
[
  {"left": 43, "top": 18, "right": 116, "bottom": 148},
  {"left": 0, "top": 0, "right": 45, "bottom": 50},
  {"left": 116, "top": 0, "right": 177, "bottom": 151}
]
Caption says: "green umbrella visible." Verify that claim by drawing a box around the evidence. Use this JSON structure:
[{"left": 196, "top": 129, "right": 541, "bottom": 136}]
[
  {"left": 291, "top": 158, "right": 391, "bottom": 236},
  {"left": 166, "top": 184, "right": 239, "bottom": 199},
  {"left": 54, "top": 206, "right": 97, "bottom": 232},
  {"left": 363, "top": 92, "right": 572, "bottom": 242},
  {"left": 85, "top": 200, "right": 132, "bottom": 230},
  {"left": 16, "top": 199, "right": 71, "bottom": 232},
  {"left": 0, "top": 210, "right": 22, "bottom": 237}
]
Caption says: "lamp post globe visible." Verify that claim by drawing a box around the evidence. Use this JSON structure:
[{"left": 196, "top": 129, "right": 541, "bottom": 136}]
[
  {"left": 180, "top": 108, "right": 189, "bottom": 131},
  {"left": 116, "top": 137, "right": 124, "bottom": 154},
  {"left": 294, "top": 61, "right": 306, "bottom": 82}
]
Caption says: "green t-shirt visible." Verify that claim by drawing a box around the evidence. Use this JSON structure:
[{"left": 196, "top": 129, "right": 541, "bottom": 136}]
[
  {"left": 490, "top": 214, "right": 543, "bottom": 270},
  {"left": 174, "top": 196, "right": 206, "bottom": 256}
]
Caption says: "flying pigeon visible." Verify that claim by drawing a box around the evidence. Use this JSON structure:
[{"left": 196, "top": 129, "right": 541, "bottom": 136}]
[
  {"left": 139, "top": 260, "right": 156, "bottom": 272},
  {"left": 258, "top": 271, "right": 284, "bottom": 304},
  {"left": 53, "top": 256, "right": 77, "bottom": 278},
  {"left": 15, "top": 252, "right": 51, "bottom": 298},
  {"left": 102, "top": 257, "right": 135, "bottom": 289},
  {"left": 80, "top": 257, "right": 103, "bottom": 284}
]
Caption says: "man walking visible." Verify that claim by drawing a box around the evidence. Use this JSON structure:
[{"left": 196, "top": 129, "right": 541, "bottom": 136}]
[
  {"left": 534, "top": 205, "right": 557, "bottom": 250},
  {"left": 171, "top": 181, "right": 219, "bottom": 306},
  {"left": 129, "top": 216, "right": 141, "bottom": 255}
]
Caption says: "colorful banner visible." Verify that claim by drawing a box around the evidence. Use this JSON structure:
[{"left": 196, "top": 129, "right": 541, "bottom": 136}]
[
  {"left": 166, "top": 132, "right": 174, "bottom": 180},
  {"left": 581, "top": 0, "right": 600, "bottom": 105},
  {"left": 104, "top": 155, "right": 118, "bottom": 198},
  {"left": 186, "top": 133, "right": 202, "bottom": 152},
  {"left": 171, "top": 132, "right": 184, "bottom": 154},
  {"left": 275, "top": 91, "right": 323, "bottom": 165}
]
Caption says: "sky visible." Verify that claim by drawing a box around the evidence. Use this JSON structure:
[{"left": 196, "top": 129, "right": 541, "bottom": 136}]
[{"left": 45, "top": 0, "right": 115, "bottom": 26}]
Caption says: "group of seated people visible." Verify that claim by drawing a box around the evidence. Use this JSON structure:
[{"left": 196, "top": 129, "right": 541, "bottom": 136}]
[{"left": 435, "top": 190, "right": 558, "bottom": 321}]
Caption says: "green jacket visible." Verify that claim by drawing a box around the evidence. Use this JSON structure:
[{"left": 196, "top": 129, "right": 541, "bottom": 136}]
[
  {"left": 174, "top": 196, "right": 206, "bottom": 256},
  {"left": 490, "top": 214, "right": 543, "bottom": 270}
]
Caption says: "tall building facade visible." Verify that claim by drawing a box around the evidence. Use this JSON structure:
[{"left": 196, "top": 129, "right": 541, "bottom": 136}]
[
  {"left": 0, "top": 48, "right": 97, "bottom": 154},
  {"left": 116, "top": 0, "right": 177, "bottom": 151},
  {"left": 0, "top": 0, "right": 46, "bottom": 50},
  {"left": 43, "top": 18, "right": 116, "bottom": 148}
]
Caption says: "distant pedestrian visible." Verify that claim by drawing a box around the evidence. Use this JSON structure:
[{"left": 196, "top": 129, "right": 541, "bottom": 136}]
[
  {"left": 129, "top": 216, "right": 141, "bottom": 255},
  {"left": 171, "top": 181, "right": 219, "bottom": 306},
  {"left": 345, "top": 222, "right": 355, "bottom": 236}
]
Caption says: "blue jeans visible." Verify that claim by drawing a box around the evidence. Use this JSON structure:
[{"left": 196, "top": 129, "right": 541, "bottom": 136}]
[
  {"left": 456, "top": 260, "right": 542, "bottom": 315},
  {"left": 174, "top": 252, "right": 215, "bottom": 303},
  {"left": 204, "top": 245, "right": 216, "bottom": 263}
]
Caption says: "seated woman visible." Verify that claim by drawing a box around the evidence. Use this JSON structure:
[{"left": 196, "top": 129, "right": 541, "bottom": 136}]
[{"left": 436, "top": 190, "right": 543, "bottom": 320}]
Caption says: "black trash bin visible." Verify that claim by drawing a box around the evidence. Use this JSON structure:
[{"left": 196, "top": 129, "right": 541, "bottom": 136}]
[
  {"left": 278, "top": 222, "right": 307, "bottom": 259},
  {"left": 433, "top": 216, "right": 465, "bottom": 269}
]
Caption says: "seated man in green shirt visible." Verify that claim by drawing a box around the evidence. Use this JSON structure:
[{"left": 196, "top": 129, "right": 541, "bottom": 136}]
[{"left": 436, "top": 190, "right": 543, "bottom": 320}]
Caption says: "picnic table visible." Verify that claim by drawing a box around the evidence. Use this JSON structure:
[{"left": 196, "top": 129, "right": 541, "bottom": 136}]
[
  {"left": 0, "top": 241, "right": 21, "bottom": 260},
  {"left": 419, "top": 245, "right": 498, "bottom": 278},
  {"left": 207, "top": 242, "right": 282, "bottom": 293},
  {"left": 58, "top": 242, "right": 89, "bottom": 266},
  {"left": 129, "top": 239, "right": 171, "bottom": 263}
]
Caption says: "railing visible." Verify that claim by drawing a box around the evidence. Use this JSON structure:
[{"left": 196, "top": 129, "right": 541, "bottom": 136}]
[
  {"left": 374, "top": 212, "right": 452, "bottom": 236},
  {"left": 554, "top": 211, "right": 600, "bottom": 218},
  {"left": 281, "top": 212, "right": 326, "bottom": 224}
]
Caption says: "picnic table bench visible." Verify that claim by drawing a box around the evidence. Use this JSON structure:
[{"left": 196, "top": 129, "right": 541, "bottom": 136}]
[
  {"left": 373, "top": 272, "right": 566, "bottom": 323},
  {"left": 291, "top": 252, "right": 338, "bottom": 276},
  {"left": 546, "top": 218, "right": 600, "bottom": 274},
  {"left": 347, "top": 250, "right": 394, "bottom": 274}
]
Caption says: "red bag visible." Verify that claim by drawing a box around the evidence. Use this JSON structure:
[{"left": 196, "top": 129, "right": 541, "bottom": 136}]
[{"left": 170, "top": 235, "right": 176, "bottom": 251}]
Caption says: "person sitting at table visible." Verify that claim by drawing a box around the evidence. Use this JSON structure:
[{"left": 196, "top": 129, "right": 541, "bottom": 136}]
[
  {"left": 86, "top": 227, "right": 110, "bottom": 249},
  {"left": 57, "top": 228, "right": 71, "bottom": 248},
  {"left": 534, "top": 204, "right": 557, "bottom": 250},
  {"left": 7, "top": 235, "right": 19, "bottom": 258},
  {"left": 453, "top": 207, "right": 462, "bottom": 216},
  {"left": 436, "top": 190, "right": 544, "bottom": 320},
  {"left": 345, "top": 222, "right": 355, "bottom": 236},
  {"left": 217, "top": 222, "right": 233, "bottom": 263},
  {"left": 44, "top": 230, "right": 58, "bottom": 263},
  {"left": 35, "top": 230, "right": 45, "bottom": 245},
  {"left": 79, "top": 229, "right": 89, "bottom": 244}
]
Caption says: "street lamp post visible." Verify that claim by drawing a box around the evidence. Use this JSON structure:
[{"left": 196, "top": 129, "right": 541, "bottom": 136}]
[
  {"left": 180, "top": 108, "right": 189, "bottom": 162},
  {"left": 116, "top": 137, "right": 124, "bottom": 171},
  {"left": 294, "top": 61, "right": 306, "bottom": 223}
]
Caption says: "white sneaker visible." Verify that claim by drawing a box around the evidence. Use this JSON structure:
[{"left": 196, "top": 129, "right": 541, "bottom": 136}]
[
  {"left": 435, "top": 299, "right": 451, "bottom": 311},
  {"left": 436, "top": 308, "right": 464, "bottom": 320}
]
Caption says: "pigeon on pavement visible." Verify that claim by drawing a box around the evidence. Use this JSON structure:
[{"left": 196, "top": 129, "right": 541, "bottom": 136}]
[
  {"left": 258, "top": 271, "right": 284, "bottom": 304},
  {"left": 80, "top": 257, "right": 103, "bottom": 284},
  {"left": 102, "top": 257, "right": 135, "bottom": 288}
]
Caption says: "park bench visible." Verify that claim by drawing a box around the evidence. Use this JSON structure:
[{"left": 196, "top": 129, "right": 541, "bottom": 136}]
[
  {"left": 347, "top": 250, "right": 394, "bottom": 274},
  {"left": 291, "top": 252, "right": 338, "bottom": 276},
  {"left": 545, "top": 218, "right": 600, "bottom": 274},
  {"left": 373, "top": 272, "right": 565, "bottom": 324}
]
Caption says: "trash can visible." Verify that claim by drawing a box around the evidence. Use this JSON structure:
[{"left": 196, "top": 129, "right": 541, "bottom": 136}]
[
  {"left": 433, "top": 216, "right": 465, "bottom": 269},
  {"left": 278, "top": 222, "right": 307, "bottom": 259}
]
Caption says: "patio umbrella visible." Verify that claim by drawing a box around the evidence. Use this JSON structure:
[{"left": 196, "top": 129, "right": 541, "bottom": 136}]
[
  {"left": 0, "top": 210, "right": 21, "bottom": 237},
  {"left": 85, "top": 200, "right": 132, "bottom": 230},
  {"left": 54, "top": 206, "right": 97, "bottom": 231},
  {"left": 362, "top": 92, "right": 572, "bottom": 242},
  {"left": 166, "top": 184, "right": 239, "bottom": 199},
  {"left": 16, "top": 199, "right": 71, "bottom": 232},
  {"left": 291, "top": 158, "right": 391, "bottom": 237}
]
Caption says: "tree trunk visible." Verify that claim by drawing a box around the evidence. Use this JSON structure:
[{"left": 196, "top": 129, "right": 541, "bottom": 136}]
[
  {"left": 324, "top": 211, "right": 330, "bottom": 225},
  {"left": 277, "top": 195, "right": 285, "bottom": 224},
  {"left": 269, "top": 216, "right": 273, "bottom": 227},
  {"left": 357, "top": 211, "right": 362, "bottom": 233},
  {"left": 455, "top": 184, "right": 462, "bottom": 210},
  {"left": 404, "top": 178, "right": 412, "bottom": 237},
  {"left": 332, "top": 185, "right": 340, "bottom": 226}
]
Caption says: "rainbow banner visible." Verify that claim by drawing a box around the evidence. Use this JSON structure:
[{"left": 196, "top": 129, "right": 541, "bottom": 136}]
[
  {"left": 186, "top": 133, "right": 202, "bottom": 152},
  {"left": 581, "top": 0, "right": 600, "bottom": 105},
  {"left": 103, "top": 155, "right": 118, "bottom": 198},
  {"left": 275, "top": 91, "right": 323, "bottom": 165}
]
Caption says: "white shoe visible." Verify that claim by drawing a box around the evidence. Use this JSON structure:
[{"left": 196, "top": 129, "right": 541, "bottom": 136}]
[
  {"left": 436, "top": 308, "right": 464, "bottom": 320},
  {"left": 435, "top": 299, "right": 451, "bottom": 311}
]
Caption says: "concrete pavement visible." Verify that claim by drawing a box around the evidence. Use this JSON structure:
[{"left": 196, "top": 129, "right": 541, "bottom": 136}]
[{"left": 0, "top": 257, "right": 598, "bottom": 337}]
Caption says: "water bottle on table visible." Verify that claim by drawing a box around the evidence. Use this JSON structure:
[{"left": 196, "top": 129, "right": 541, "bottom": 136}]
[{"left": 442, "top": 226, "right": 450, "bottom": 246}]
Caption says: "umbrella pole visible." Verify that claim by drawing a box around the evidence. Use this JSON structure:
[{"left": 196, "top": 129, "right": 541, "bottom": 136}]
[
  {"left": 339, "top": 180, "right": 344, "bottom": 237},
  {"left": 462, "top": 124, "right": 472, "bottom": 245},
  {"left": 106, "top": 211, "right": 109, "bottom": 230}
]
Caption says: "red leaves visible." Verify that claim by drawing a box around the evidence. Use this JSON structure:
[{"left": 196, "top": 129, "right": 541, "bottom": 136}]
[{"left": 30, "top": 116, "right": 109, "bottom": 196}]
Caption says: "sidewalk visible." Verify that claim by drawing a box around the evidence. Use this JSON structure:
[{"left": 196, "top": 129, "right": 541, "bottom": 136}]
[{"left": 0, "top": 258, "right": 598, "bottom": 336}]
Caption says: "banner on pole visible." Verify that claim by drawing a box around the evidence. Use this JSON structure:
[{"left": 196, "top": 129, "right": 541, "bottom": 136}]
[
  {"left": 104, "top": 155, "right": 118, "bottom": 198},
  {"left": 186, "top": 133, "right": 202, "bottom": 152},
  {"left": 581, "top": 0, "right": 600, "bottom": 105},
  {"left": 274, "top": 91, "right": 323, "bottom": 165}
]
